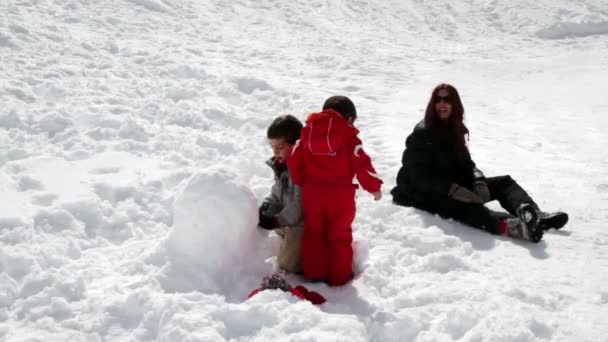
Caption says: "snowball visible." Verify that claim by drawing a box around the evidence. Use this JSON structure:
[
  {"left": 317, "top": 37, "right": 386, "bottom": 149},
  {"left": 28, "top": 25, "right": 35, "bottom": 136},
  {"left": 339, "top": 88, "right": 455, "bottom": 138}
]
[{"left": 162, "top": 169, "right": 274, "bottom": 300}]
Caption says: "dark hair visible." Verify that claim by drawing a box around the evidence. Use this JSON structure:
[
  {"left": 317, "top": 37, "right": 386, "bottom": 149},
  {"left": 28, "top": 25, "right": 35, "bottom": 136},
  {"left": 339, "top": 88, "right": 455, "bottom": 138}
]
[
  {"left": 424, "top": 83, "right": 468, "bottom": 152},
  {"left": 267, "top": 114, "right": 303, "bottom": 145},
  {"left": 322, "top": 95, "right": 357, "bottom": 121}
]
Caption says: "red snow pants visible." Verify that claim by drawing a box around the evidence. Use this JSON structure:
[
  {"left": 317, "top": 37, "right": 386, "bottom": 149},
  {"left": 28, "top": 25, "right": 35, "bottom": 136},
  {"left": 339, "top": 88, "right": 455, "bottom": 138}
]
[{"left": 301, "top": 180, "right": 356, "bottom": 286}]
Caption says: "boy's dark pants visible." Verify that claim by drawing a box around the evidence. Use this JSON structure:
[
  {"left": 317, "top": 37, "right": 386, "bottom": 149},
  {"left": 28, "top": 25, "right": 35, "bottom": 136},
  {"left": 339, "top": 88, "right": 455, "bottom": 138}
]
[
  {"left": 412, "top": 175, "right": 537, "bottom": 234},
  {"left": 301, "top": 183, "right": 356, "bottom": 286}
]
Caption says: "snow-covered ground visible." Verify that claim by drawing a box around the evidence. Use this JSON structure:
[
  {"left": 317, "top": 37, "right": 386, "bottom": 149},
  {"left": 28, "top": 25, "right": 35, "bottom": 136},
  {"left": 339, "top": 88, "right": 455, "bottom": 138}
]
[{"left": 1, "top": 0, "right": 608, "bottom": 341}]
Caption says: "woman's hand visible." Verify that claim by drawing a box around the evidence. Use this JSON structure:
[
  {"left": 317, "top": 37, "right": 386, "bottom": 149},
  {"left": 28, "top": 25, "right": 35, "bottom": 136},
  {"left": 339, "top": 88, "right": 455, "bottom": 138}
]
[
  {"left": 448, "top": 184, "right": 483, "bottom": 204},
  {"left": 372, "top": 191, "right": 382, "bottom": 201},
  {"left": 473, "top": 180, "right": 491, "bottom": 203}
]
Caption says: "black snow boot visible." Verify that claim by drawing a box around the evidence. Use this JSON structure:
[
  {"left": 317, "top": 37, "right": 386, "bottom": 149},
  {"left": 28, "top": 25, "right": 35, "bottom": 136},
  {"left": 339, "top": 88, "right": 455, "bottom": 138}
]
[
  {"left": 504, "top": 204, "right": 543, "bottom": 243},
  {"left": 537, "top": 211, "right": 569, "bottom": 231}
]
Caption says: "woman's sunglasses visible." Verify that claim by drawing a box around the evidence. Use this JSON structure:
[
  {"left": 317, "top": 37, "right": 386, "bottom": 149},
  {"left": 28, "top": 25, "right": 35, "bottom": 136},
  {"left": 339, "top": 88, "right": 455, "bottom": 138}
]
[{"left": 434, "top": 95, "right": 451, "bottom": 104}]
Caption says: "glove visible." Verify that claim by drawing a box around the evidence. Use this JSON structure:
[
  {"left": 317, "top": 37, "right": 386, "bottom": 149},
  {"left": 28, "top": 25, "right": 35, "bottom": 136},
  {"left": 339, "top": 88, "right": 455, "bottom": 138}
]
[
  {"left": 448, "top": 183, "right": 483, "bottom": 204},
  {"left": 258, "top": 212, "right": 279, "bottom": 230},
  {"left": 259, "top": 202, "right": 271, "bottom": 215},
  {"left": 261, "top": 274, "right": 291, "bottom": 291},
  {"left": 372, "top": 191, "right": 382, "bottom": 201},
  {"left": 473, "top": 179, "right": 491, "bottom": 203}
]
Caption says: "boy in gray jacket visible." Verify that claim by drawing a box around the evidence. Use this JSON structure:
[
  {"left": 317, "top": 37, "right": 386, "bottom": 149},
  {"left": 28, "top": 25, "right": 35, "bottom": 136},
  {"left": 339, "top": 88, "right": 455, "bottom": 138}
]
[{"left": 258, "top": 115, "right": 304, "bottom": 273}]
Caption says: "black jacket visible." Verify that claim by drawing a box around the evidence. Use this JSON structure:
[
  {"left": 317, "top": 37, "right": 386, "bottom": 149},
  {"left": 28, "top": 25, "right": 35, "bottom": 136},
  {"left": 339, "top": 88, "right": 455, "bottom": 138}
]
[{"left": 391, "top": 120, "right": 484, "bottom": 206}]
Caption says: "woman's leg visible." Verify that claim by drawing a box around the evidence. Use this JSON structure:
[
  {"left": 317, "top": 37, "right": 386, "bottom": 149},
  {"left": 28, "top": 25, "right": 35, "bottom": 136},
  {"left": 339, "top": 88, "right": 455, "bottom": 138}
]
[
  {"left": 419, "top": 197, "right": 544, "bottom": 241},
  {"left": 486, "top": 175, "right": 538, "bottom": 215},
  {"left": 486, "top": 175, "right": 568, "bottom": 229},
  {"left": 419, "top": 196, "right": 503, "bottom": 234}
]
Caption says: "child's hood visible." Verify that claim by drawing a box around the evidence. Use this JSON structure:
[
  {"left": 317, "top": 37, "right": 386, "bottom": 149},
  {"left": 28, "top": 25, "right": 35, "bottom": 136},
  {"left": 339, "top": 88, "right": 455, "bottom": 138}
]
[{"left": 303, "top": 109, "right": 359, "bottom": 155}]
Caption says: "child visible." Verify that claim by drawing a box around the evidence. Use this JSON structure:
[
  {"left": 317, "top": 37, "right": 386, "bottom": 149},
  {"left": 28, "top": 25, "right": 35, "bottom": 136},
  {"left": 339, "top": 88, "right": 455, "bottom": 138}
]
[
  {"left": 258, "top": 114, "right": 304, "bottom": 273},
  {"left": 287, "top": 96, "right": 383, "bottom": 286}
]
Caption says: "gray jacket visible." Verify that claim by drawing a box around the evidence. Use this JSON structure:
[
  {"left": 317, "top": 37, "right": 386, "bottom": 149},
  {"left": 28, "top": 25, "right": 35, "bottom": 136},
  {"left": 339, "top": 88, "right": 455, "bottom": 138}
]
[{"left": 262, "top": 159, "right": 303, "bottom": 227}]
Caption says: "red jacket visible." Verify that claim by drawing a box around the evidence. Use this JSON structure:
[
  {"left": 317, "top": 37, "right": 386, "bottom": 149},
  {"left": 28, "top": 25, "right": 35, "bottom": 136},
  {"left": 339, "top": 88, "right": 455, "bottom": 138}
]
[{"left": 287, "top": 109, "right": 382, "bottom": 193}]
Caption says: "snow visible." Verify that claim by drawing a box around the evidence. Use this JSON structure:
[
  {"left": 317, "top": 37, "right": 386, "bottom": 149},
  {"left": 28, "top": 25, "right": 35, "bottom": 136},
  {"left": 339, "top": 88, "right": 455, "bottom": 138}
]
[
  {"left": 536, "top": 22, "right": 608, "bottom": 39},
  {"left": 1, "top": 0, "right": 608, "bottom": 341}
]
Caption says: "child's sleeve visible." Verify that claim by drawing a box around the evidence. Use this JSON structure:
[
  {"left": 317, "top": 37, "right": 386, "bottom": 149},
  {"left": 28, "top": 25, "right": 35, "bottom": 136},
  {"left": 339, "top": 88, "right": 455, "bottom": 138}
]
[
  {"left": 286, "top": 140, "right": 305, "bottom": 186},
  {"left": 276, "top": 184, "right": 303, "bottom": 227},
  {"left": 347, "top": 136, "right": 383, "bottom": 193},
  {"left": 261, "top": 179, "right": 282, "bottom": 216}
]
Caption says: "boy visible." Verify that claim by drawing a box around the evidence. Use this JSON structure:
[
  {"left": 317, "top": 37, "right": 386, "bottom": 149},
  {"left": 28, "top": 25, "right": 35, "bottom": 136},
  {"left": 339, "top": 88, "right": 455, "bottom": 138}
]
[
  {"left": 287, "top": 96, "right": 383, "bottom": 286},
  {"left": 258, "top": 114, "right": 304, "bottom": 273}
]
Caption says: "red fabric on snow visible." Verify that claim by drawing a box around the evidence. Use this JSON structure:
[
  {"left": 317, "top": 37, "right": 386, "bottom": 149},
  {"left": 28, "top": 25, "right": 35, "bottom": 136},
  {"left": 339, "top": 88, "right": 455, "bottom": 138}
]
[
  {"left": 247, "top": 287, "right": 306, "bottom": 300},
  {"left": 294, "top": 285, "right": 327, "bottom": 305},
  {"left": 247, "top": 286, "right": 325, "bottom": 305}
]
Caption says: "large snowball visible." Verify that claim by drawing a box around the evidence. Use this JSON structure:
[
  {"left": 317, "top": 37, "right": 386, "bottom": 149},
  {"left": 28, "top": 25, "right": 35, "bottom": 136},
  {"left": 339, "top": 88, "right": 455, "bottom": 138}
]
[{"left": 162, "top": 169, "right": 275, "bottom": 300}]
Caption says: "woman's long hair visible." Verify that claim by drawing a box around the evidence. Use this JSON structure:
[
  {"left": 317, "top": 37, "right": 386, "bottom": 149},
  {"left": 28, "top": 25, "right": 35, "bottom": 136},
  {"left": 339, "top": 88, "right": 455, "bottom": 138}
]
[{"left": 424, "top": 83, "right": 469, "bottom": 153}]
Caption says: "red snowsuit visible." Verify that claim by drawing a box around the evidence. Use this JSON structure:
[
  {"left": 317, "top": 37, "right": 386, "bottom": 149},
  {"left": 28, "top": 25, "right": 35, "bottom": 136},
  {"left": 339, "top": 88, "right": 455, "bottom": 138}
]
[{"left": 287, "top": 109, "right": 383, "bottom": 286}]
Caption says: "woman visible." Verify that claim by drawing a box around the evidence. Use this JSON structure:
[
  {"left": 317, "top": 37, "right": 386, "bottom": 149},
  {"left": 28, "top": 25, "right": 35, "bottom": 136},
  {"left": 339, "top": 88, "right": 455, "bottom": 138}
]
[{"left": 390, "top": 84, "right": 568, "bottom": 242}]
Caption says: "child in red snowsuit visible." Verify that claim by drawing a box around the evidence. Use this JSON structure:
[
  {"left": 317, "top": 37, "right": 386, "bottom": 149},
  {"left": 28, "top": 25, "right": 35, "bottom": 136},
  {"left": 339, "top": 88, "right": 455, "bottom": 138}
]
[{"left": 287, "top": 96, "right": 383, "bottom": 286}]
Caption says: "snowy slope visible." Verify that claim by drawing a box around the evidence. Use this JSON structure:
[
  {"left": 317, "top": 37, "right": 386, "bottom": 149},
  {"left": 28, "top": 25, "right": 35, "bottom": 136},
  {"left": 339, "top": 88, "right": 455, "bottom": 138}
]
[{"left": 1, "top": 0, "right": 608, "bottom": 341}]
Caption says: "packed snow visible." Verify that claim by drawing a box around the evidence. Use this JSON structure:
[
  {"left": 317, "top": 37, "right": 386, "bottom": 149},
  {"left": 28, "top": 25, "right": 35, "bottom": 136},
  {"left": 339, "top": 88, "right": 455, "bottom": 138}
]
[{"left": 1, "top": 0, "right": 608, "bottom": 341}]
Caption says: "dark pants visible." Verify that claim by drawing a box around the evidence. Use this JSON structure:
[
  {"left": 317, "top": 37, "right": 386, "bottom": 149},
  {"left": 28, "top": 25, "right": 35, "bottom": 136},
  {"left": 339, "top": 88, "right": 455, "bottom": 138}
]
[{"left": 411, "top": 175, "right": 537, "bottom": 234}]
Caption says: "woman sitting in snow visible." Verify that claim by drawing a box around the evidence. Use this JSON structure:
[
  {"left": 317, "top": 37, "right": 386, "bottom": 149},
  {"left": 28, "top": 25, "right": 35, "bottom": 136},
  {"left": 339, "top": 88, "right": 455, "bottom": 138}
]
[{"left": 390, "top": 83, "right": 568, "bottom": 243}]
